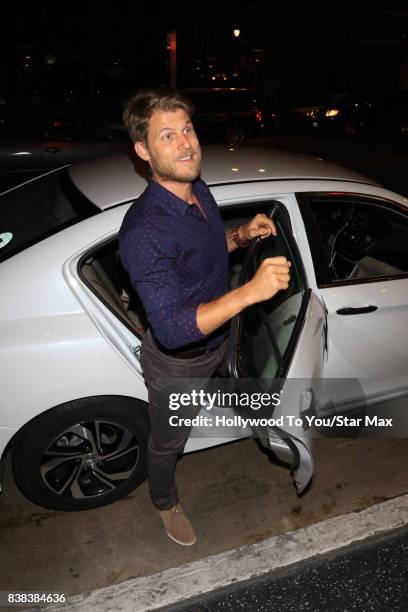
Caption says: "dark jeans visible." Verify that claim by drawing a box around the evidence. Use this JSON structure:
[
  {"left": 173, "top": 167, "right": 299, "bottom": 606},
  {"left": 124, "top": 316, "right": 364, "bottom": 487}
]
[{"left": 140, "top": 330, "right": 227, "bottom": 510}]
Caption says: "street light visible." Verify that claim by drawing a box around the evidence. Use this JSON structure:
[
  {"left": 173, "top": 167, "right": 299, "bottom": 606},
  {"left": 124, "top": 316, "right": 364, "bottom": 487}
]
[{"left": 233, "top": 29, "right": 240, "bottom": 38}]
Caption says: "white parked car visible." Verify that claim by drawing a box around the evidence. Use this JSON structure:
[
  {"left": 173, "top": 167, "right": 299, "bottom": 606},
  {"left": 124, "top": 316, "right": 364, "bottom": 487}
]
[{"left": 1, "top": 146, "right": 407, "bottom": 511}]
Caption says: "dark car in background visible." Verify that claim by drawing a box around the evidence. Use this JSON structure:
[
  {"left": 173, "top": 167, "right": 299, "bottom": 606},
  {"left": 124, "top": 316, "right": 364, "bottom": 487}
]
[
  {"left": 70, "top": 89, "right": 268, "bottom": 146},
  {"left": 180, "top": 88, "right": 264, "bottom": 145},
  {"left": 285, "top": 93, "right": 350, "bottom": 134},
  {"left": 285, "top": 93, "right": 374, "bottom": 136},
  {"left": 285, "top": 99, "right": 322, "bottom": 133},
  {"left": 80, "top": 97, "right": 128, "bottom": 137},
  {"left": 309, "top": 91, "right": 408, "bottom": 137},
  {"left": 353, "top": 91, "right": 408, "bottom": 137},
  {"left": 311, "top": 93, "right": 367, "bottom": 135},
  {"left": 0, "top": 106, "right": 130, "bottom": 189}
]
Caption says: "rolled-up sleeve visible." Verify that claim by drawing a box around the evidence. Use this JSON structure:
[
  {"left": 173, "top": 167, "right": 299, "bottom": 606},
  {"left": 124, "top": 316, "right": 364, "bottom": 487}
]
[{"left": 119, "top": 227, "right": 206, "bottom": 349}]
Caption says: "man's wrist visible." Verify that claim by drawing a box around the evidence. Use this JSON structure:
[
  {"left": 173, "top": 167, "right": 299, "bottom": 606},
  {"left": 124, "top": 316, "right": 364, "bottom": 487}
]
[
  {"left": 237, "top": 281, "right": 256, "bottom": 308},
  {"left": 238, "top": 225, "right": 248, "bottom": 242},
  {"left": 231, "top": 225, "right": 249, "bottom": 248}
]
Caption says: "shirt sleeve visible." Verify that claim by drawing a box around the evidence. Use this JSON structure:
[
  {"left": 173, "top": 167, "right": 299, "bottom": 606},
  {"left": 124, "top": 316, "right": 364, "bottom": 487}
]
[{"left": 119, "top": 226, "right": 206, "bottom": 350}]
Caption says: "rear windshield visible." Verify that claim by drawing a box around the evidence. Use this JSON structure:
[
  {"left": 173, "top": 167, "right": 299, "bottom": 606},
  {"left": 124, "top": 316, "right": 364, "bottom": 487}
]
[{"left": 0, "top": 169, "right": 99, "bottom": 263}]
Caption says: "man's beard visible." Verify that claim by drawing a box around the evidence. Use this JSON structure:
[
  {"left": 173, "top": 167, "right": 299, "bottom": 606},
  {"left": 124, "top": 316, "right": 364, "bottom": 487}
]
[{"left": 149, "top": 148, "right": 202, "bottom": 183}]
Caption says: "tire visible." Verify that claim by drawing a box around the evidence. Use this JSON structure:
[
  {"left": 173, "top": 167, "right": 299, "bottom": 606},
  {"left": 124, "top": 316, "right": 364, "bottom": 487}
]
[
  {"left": 225, "top": 125, "right": 246, "bottom": 146},
  {"left": 11, "top": 396, "right": 149, "bottom": 511}
]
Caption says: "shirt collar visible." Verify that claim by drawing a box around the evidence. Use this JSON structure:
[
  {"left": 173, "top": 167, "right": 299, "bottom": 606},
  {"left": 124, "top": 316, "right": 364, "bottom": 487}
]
[{"left": 147, "top": 179, "right": 203, "bottom": 217}]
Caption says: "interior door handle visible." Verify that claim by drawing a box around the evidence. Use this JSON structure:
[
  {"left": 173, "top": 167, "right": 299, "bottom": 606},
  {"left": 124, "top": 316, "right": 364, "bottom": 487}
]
[
  {"left": 43, "top": 146, "right": 61, "bottom": 153},
  {"left": 336, "top": 305, "right": 378, "bottom": 315}
]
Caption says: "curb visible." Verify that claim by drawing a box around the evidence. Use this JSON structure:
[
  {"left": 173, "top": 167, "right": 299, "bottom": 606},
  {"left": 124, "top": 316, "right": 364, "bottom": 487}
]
[{"left": 41, "top": 494, "right": 408, "bottom": 612}]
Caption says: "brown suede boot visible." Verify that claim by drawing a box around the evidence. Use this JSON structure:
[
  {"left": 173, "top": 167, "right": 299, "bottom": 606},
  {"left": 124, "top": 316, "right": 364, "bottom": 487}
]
[{"left": 158, "top": 502, "right": 197, "bottom": 546}]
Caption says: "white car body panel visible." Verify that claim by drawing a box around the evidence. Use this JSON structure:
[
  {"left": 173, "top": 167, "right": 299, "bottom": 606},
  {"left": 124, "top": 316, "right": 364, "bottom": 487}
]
[
  {"left": 0, "top": 427, "right": 16, "bottom": 456},
  {"left": 1, "top": 174, "right": 406, "bottom": 440},
  {"left": 320, "top": 278, "right": 408, "bottom": 395},
  {"left": 209, "top": 179, "right": 407, "bottom": 207},
  {"left": 69, "top": 147, "right": 378, "bottom": 210},
  {"left": 0, "top": 211, "right": 148, "bottom": 432},
  {"left": 1, "top": 147, "right": 407, "bottom": 505}
]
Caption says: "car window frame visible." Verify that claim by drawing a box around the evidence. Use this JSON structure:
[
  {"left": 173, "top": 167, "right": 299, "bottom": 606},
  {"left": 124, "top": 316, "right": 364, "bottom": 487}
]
[
  {"left": 297, "top": 191, "right": 408, "bottom": 288},
  {"left": 227, "top": 202, "right": 311, "bottom": 383},
  {"left": 76, "top": 200, "right": 295, "bottom": 344},
  {"left": 77, "top": 232, "right": 147, "bottom": 339}
]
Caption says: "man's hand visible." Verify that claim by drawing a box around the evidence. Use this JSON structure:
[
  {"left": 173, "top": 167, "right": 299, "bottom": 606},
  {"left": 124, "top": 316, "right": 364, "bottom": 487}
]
[
  {"left": 240, "top": 213, "right": 277, "bottom": 242},
  {"left": 196, "top": 256, "right": 291, "bottom": 336},
  {"left": 246, "top": 256, "right": 291, "bottom": 303}
]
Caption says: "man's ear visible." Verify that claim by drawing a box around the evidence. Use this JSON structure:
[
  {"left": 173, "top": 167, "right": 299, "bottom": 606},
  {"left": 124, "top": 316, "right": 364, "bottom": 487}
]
[{"left": 134, "top": 141, "right": 151, "bottom": 162}]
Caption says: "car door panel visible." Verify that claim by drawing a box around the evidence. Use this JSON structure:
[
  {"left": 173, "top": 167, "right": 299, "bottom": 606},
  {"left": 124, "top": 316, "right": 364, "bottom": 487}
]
[
  {"left": 297, "top": 193, "right": 408, "bottom": 405},
  {"left": 257, "top": 290, "right": 325, "bottom": 493},
  {"left": 320, "top": 278, "right": 408, "bottom": 405},
  {"left": 227, "top": 203, "right": 326, "bottom": 494}
]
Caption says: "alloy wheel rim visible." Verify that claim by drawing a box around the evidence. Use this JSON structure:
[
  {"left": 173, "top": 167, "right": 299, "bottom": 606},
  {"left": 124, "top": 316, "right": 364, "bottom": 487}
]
[{"left": 40, "top": 419, "right": 140, "bottom": 499}]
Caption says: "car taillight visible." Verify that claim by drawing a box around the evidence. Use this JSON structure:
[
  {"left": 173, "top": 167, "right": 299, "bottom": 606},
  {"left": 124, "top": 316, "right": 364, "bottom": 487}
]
[{"left": 255, "top": 110, "right": 263, "bottom": 123}]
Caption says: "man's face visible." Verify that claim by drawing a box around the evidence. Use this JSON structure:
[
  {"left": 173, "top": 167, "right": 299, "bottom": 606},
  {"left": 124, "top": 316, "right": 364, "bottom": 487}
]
[{"left": 139, "top": 108, "right": 201, "bottom": 184}]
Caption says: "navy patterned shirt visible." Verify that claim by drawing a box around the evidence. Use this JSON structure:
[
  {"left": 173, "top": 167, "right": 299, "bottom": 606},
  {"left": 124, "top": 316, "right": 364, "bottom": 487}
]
[{"left": 119, "top": 178, "right": 229, "bottom": 351}]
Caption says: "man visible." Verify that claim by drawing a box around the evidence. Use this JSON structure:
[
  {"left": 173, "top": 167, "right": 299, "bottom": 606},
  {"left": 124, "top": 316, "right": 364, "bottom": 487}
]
[{"left": 119, "top": 90, "right": 290, "bottom": 546}]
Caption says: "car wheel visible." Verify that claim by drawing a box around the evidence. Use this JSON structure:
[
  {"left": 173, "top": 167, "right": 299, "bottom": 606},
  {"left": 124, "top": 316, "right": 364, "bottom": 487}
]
[
  {"left": 225, "top": 125, "right": 246, "bottom": 146},
  {"left": 11, "top": 396, "right": 149, "bottom": 511}
]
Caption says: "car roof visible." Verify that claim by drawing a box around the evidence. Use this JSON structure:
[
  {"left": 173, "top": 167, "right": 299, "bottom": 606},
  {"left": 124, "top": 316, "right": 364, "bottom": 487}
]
[{"left": 69, "top": 145, "right": 379, "bottom": 211}]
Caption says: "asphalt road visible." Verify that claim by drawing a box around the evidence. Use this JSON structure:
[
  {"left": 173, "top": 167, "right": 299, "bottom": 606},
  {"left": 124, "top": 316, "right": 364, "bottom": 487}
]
[{"left": 164, "top": 526, "right": 408, "bottom": 612}]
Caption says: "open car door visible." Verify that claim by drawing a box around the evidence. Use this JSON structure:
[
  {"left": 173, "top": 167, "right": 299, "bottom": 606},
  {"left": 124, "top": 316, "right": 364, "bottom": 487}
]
[{"left": 227, "top": 202, "right": 327, "bottom": 494}]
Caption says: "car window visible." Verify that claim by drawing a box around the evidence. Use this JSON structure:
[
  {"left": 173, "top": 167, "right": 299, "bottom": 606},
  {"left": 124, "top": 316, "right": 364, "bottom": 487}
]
[
  {"left": 298, "top": 194, "right": 408, "bottom": 286},
  {"left": 237, "top": 206, "right": 306, "bottom": 379},
  {"left": 80, "top": 239, "right": 147, "bottom": 337},
  {"left": 0, "top": 169, "right": 99, "bottom": 263}
]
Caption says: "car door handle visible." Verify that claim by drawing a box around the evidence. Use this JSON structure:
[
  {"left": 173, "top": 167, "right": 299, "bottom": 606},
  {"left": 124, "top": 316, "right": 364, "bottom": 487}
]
[
  {"left": 336, "top": 305, "right": 378, "bottom": 315},
  {"left": 43, "top": 146, "right": 61, "bottom": 153}
]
